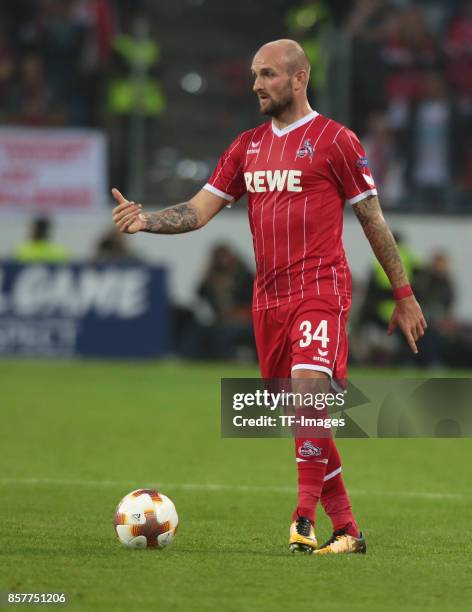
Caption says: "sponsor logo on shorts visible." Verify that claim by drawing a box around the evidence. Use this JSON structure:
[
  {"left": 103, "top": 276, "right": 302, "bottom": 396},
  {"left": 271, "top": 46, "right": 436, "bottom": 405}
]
[
  {"left": 299, "top": 440, "right": 322, "bottom": 457},
  {"left": 312, "top": 355, "right": 330, "bottom": 364}
]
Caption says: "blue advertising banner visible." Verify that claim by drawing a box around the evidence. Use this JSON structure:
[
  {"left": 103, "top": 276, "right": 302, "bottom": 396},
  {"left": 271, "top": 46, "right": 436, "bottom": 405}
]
[{"left": 0, "top": 263, "right": 170, "bottom": 358}]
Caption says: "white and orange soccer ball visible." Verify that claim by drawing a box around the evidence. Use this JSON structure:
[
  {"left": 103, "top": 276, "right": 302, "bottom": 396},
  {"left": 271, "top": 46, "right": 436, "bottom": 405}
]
[{"left": 114, "top": 488, "right": 178, "bottom": 549}]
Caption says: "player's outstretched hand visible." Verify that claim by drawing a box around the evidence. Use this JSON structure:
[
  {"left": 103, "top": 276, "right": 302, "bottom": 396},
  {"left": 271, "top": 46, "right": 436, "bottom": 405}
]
[
  {"left": 111, "top": 188, "right": 146, "bottom": 234},
  {"left": 387, "top": 295, "right": 427, "bottom": 354}
]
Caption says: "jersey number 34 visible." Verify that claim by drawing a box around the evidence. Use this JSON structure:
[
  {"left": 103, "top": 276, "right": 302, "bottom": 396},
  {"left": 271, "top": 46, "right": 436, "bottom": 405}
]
[{"left": 299, "top": 320, "right": 329, "bottom": 348}]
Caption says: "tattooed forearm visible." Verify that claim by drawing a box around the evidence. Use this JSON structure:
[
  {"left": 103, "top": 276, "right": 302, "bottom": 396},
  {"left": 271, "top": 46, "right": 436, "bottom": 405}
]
[
  {"left": 142, "top": 202, "right": 200, "bottom": 234},
  {"left": 352, "top": 196, "right": 408, "bottom": 288}
]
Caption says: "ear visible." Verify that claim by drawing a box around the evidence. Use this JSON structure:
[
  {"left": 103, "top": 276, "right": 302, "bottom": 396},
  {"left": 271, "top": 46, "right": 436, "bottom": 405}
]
[{"left": 293, "top": 69, "right": 309, "bottom": 92}]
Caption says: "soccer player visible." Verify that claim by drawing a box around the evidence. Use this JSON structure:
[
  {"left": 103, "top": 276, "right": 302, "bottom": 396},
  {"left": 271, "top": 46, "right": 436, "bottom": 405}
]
[{"left": 112, "top": 39, "right": 427, "bottom": 555}]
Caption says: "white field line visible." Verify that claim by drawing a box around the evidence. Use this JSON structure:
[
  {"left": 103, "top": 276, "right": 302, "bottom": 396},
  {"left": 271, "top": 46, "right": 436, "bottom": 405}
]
[{"left": 0, "top": 477, "right": 468, "bottom": 501}]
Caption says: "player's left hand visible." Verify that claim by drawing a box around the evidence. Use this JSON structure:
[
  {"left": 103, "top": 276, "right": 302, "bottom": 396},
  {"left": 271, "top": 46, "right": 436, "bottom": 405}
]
[{"left": 387, "top": 295, "right": 427, "bottom": 354}]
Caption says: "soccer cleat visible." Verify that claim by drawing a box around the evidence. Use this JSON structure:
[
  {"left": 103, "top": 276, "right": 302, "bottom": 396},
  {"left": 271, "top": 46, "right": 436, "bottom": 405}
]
[
  {"left": 288, "top": 516, "right": 317, "bottom": 554},
  {"left": 314, "top": 528, "right": 366, "bottom": 555}
]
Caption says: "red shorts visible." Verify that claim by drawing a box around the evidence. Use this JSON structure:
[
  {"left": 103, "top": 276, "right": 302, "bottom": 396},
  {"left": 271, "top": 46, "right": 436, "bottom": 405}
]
[{"left": 253, "top": 296, "right": 351, "bottom": 383}]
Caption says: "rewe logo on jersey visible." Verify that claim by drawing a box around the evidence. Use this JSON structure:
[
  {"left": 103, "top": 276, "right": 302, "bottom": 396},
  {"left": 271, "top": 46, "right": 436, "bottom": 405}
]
[{"left": 244, "top": 170, "right": 302, "bottom": 193}]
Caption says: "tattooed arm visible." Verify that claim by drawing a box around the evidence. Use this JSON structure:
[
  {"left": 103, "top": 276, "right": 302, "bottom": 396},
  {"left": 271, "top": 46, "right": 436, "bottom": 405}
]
[
  {"left": 352, "top": 195, "right": 427, "bottom": 353},
  {"left": 352, "top": 195, "right": 407, "bottom": 289},
  {"left": 141, "top": 202, "right": 199, "bottom": 234},
  {"left": 111, "top": 188, "right": 229, "bottom": 235}
]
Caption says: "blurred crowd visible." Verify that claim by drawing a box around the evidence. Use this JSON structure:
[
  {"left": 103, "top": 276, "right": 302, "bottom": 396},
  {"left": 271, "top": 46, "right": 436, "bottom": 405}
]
[
  {"left": 0, "top": 0, "right": 118, "bottom": 127},
  {"left": 352, "top": 233, "right": 472, "bottom": 368},
  {"left": 285, "top": 0, "right": 472, "bottom": 211},
  {"left": 0, "top": 0, "right": 163, "bottom": 127},
  {"left": 345, "top": 0, "right": 472, "bottom": 210},
  {"left": 1, "top": 1, "right": 471, "bottom": 212}
]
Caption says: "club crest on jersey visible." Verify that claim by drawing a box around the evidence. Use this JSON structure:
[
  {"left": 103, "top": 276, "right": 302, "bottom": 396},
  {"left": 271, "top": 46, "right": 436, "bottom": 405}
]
[
  {"left": 299, "top": 440, "right": 322, "bottom": 458},
  {"left": 296, "top": 139, "right": 314, "bottom": 161}
]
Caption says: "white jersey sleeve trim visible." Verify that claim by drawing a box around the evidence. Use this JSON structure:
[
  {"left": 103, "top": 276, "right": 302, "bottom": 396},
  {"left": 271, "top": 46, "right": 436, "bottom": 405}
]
[
  {"left": 203, "top": 183, "right": 234, "bottom": 202},
  {"left": 347, "top": 188, "right": 378, "bottom": 205},
  {"left": 291, "top": 364, "right": 333, "bottom": 377}
]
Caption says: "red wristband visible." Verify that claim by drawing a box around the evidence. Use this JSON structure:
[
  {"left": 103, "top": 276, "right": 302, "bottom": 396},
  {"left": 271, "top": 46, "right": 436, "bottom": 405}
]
[{"left": 393, "top": 285, "right": 414, "bottom": 300}]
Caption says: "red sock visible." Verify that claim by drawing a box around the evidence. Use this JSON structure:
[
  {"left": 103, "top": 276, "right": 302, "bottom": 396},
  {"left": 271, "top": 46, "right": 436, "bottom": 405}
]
[
  {"left": 292, "top": 437, "right": 330, "bottom": 524},
  {"left": 320, "top": 439, "right": 359, "bottom": 537}
]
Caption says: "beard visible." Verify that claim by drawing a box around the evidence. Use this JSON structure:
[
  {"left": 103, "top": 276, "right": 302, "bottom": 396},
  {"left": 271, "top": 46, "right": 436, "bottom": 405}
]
[{"left": 258, "top": 88, "right": 294, "bottom": 118}]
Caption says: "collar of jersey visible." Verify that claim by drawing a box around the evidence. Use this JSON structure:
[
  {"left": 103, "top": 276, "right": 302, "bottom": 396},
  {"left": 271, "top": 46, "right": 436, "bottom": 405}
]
[{"left": 271, "top": 110, "right": 319, "bottom": 137}]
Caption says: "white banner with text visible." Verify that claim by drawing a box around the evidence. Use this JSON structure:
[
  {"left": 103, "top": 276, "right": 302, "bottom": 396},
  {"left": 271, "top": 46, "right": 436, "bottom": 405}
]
[{"left": 0, "top": 127, "right": 107, "bottom": 215}]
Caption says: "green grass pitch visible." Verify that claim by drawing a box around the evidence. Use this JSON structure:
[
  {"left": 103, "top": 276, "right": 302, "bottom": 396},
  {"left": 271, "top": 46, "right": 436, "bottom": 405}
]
[{"left": 1, "top": 360, "right": 471, "bottom": 611}]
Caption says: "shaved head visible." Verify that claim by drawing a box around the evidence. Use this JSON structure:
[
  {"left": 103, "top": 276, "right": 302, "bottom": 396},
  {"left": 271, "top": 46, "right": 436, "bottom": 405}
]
[
  {"left": 251, "top": 39, "right": 311, "bottom": 119},
  {"left": 254, "top": 39, "right": 311, "bottom": 78}
]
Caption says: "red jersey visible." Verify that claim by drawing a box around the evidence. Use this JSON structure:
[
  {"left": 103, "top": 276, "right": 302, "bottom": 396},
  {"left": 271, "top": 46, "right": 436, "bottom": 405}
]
[{"left": 204, "top": 111, "right": 377, "bottom": 311}]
